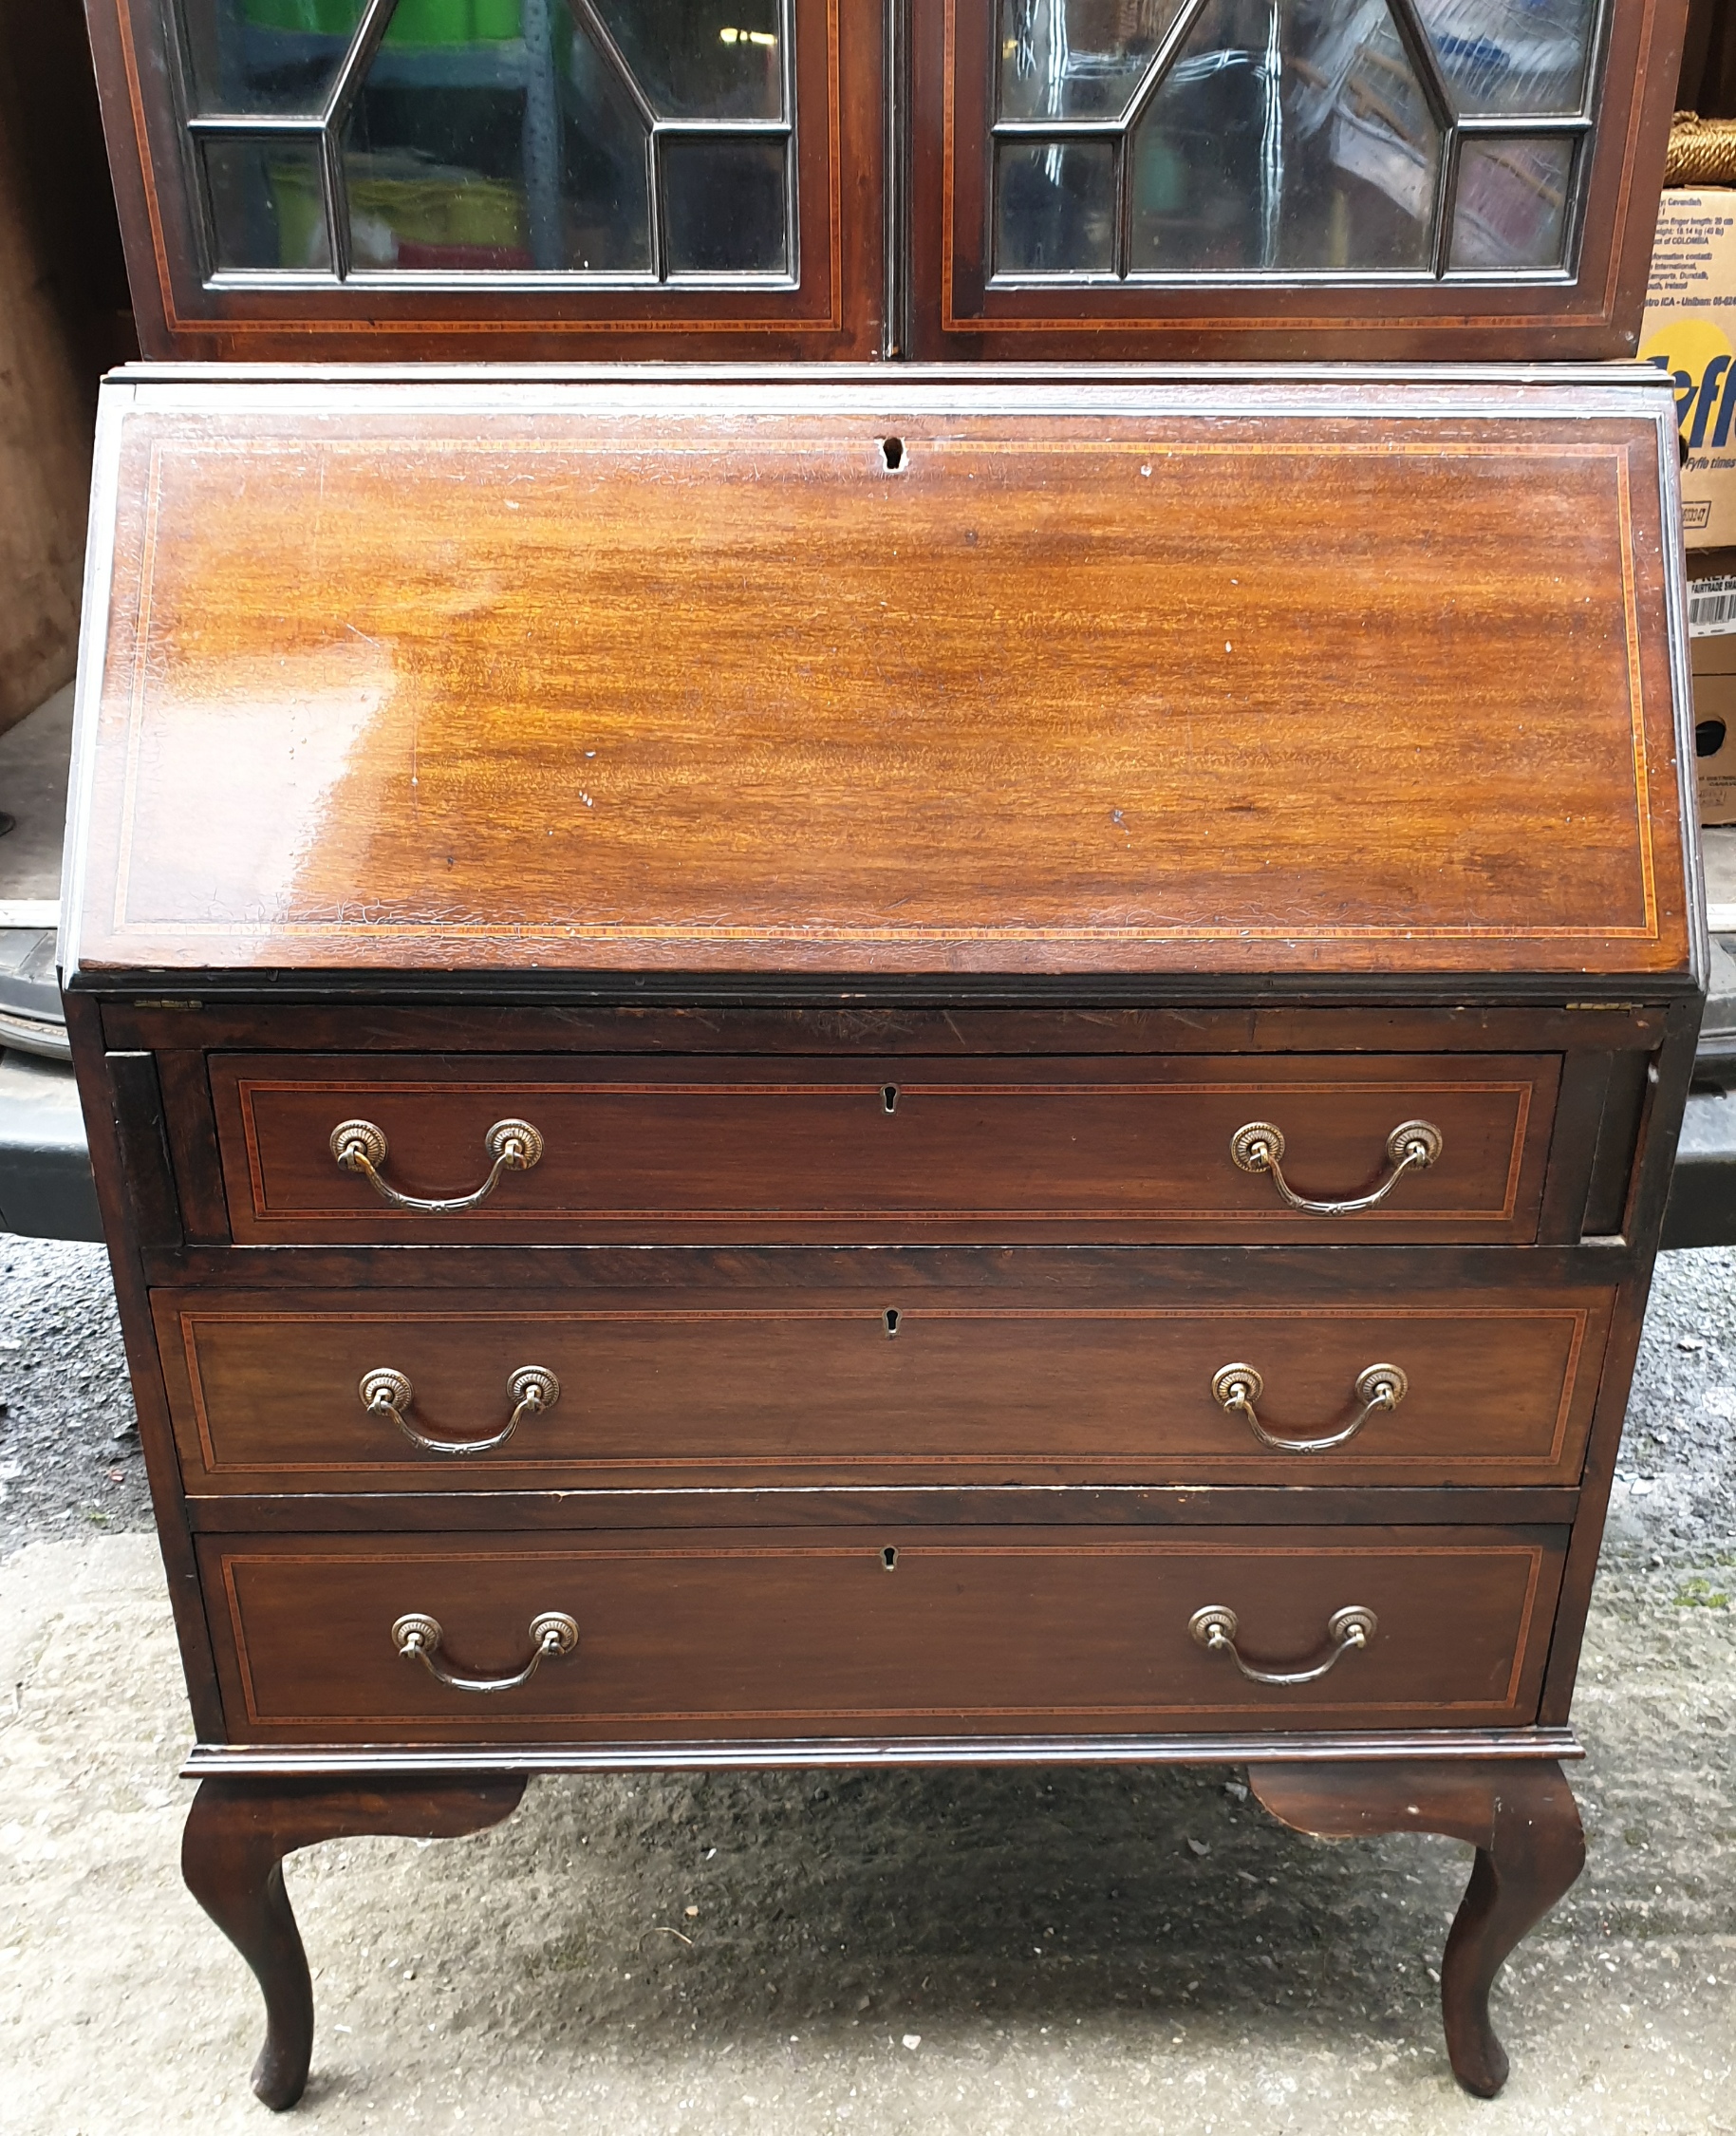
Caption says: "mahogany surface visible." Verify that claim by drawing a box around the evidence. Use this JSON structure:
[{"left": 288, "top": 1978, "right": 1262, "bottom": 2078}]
[
  {"left": 68, "top": 374, "right": 1689, "bottom": 981},
  {"left": 58, "top": 365, "right": 1702, "bottom": 2101},
  {"left": 1249, "top": 1758, "right": 1586, "bottom": 2096},
  {"left": 153, "top": 1278, "right": 1613, "bottom": 1491},
  {"left": 197, "top": 1524, "right": 1567, "bottom": 1742},
  {"left": 181, "top": 1775, "right": 526, "bottom": 2109},
  {"left": 209, "top": 1050, "right": 1559, "bottom": 1246}
]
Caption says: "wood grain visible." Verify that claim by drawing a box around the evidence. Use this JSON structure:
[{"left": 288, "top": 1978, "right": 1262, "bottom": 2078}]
[
  {"left": 199, "top": 1525, "right": 1567, "bottom": 1743},
  {"left": 153, "top": 1280, "right": 1613, "bottom": 1491},
  {"left": 206, "top": 1050, "right": 1558, "bottom": 1245},
  {"left": 1250, "top": 1758, "right": 1584, "bottom": 2097},
  {"left": 68, "top": 377, "right": 1690, "bottom": 979},
  {"left": 182, "top": 1775, "right": 526, "bottom": 2109}
]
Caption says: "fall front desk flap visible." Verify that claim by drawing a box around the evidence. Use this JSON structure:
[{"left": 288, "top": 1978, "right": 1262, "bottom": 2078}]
[{"left": 65, "top": 370, "right": 1695, "bottom": 981}]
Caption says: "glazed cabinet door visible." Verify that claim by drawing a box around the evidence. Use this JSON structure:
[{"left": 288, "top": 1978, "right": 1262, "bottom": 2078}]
[
  {"left": 88, "top": 0, "right": 884, "bottom": 358},
  {"left": 907, "top": 0, "right": 1687, "bottom": 360}
]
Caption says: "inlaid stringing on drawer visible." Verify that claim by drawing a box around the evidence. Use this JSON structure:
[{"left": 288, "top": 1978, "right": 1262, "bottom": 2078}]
[
  {"left": 208, "top": 1052, "right": 1561, "bottom": 1245},
  {"left": 157, "top": 1284, "right": 1614, "bottom": 1490},
  {"left": 202, "top": 1527, "right": 1567, "bottom": 1743}
]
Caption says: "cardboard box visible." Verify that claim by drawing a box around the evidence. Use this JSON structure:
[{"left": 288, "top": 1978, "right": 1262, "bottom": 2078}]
[
  {"left": 1695, "top": 621, "right": 1736, "bottom": 822},
  {"left": 1640, "top": 190, "right": 1736, "bottom": 547}
]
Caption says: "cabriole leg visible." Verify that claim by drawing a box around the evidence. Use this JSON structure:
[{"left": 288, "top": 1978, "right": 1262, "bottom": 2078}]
[
  {"left": 1248, "top": 1757, "right": 1583, "bottom": 2098},
  {"left": 181, "top": 1774, "right": 527, "bottom": 2110}
]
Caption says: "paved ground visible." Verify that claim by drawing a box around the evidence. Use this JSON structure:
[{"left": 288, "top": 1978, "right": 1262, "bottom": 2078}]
[{"left": 3, "top": 1241, "right": 1736, "bottom": 2132}]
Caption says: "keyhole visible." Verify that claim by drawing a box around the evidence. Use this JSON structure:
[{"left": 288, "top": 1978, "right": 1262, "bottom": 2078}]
[
  {"left": 880, "top": 437, "right": 905, "bottom": 473},
  {"left": 882, "top": 1084, "right": 899, "bottom": 1114},
  {"left": 884, "top": 1308, "right": 900, "bottom": 1337},
  {"left": 882, "top": 1546, "right": 898, "bottom": 1570}
]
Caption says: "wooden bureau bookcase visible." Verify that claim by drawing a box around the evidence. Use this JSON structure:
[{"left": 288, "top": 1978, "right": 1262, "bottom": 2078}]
[{"left": 65, "top": 365, "right": 1701, "bottom": 2107}]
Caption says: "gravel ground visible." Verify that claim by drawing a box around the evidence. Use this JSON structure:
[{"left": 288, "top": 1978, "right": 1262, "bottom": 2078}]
[{"left": 0, "top": 1235, "right": 151, "bottom": 1553}]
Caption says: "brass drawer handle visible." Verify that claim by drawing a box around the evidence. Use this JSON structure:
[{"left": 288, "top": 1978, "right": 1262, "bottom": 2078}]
[
  {"left": 1211, "top": 1360, "right": 1408, "bottom": 1453},
  {"left": 392, "top": 1609, "right": 578, "bottom": 1694},
  {"left": 361, "top": 1366, "right": 559, "bottom": 1456},
  {"left": 329, "top": 1116, "right": 544, "bottom": 1213},
  {"left": 1189, "top": 1603, "right": 1377, "bottom": 1687},
  {"left": 1229, "top": 1117, "right": 1443, "bottom": 1214}
]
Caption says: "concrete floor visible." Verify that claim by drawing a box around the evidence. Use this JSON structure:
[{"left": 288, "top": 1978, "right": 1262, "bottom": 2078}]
[
  {"left": 4, "top": 1248, "right": 1736, "bottom": 2132},
  {"left": 0, "top": 682, "right": 74, "bottom": 907}
]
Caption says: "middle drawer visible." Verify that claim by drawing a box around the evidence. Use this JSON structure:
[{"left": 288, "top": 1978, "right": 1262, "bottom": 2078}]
[{"left": 156, "top": 1278, "right": 1614, "bottom": 1492}]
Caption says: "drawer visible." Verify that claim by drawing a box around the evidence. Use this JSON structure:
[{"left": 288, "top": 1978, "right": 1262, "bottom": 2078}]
[
  {"left": 200, "top": 1526, "right": 1567, "bottom": 1744},
  {"left": 208, "top": 1053, "right": 1560, "bottom": 1245},
  {"left": 158, "top": 1282, "right": 1614, "bottom": 1492}
]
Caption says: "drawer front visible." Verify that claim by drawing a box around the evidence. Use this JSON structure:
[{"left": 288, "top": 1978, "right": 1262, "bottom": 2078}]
[
  {"left": 201, "top": 1527, "right": 1566, "bottom": 1744},
  {"left": 158, "top": 1283, "right": 1614, "bottom": 1491},
  {"left": 210, "top": 1053, "right": 1559, "bottom": 1245}
]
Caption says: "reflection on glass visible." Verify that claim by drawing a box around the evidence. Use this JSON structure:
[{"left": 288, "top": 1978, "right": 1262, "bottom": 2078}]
[
  {"left": 1414, "top": 0, "right": 1594, "bottom": 116},
  {"left": 178, "top": 0, "right": 367, "bottom": 113},
  {"left": 663, "top": 136, "right": 787, "bottom": 271},
  {"left": 590, "top": 0, "right": 784, "bottom": 118},
  {"left": 1449, "top": 133, "right": 1573, "bottom": 266},
  {"left": 996, "top": 141, "right": 1116, "bottom": 272},
  {"left": 340, "top": 0, "right": 663, "bottom": 271},
  {"left": 185, "top": 0, "right": 796, "bottom": 278},
  {"left": 203, "top": 134, "right": 330, "bottom": 268},
  {"left": 1120, "top": 0, "right": 1438, "bottom": 273},
  {"left": 998, "top": 0, "right": 1185, "bottom": 120},
  {"left": 345, "top": 1, "right": 539, "bottom": 271},
  {"left": 562, "top": 26, "right": 653, "bottom": 270}
]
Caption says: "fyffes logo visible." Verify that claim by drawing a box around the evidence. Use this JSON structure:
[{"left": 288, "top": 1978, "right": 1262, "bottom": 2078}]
[{"left": 1642, "top": 318, "right": 1736, "bottom": 450}]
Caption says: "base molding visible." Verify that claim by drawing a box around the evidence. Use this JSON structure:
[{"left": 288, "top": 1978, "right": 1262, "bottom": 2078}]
[{"left": 182, "top": 1725, "right": 1583, "bottom": 1780}]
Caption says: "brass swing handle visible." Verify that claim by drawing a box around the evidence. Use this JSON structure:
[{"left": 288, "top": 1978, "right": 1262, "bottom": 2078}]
[
  {"left": 361, "top": 1365, "right": 559, "bottom": 1456},
  {"left": 1211, "top": 1360, "right": 1408, "bottom": 1453},
  {"left": 329, "top": 1116, "right": 544, "bottom": 1213},
  {"left": 1229, "top": 1117, "right": 1443, "bottom": 1215},
  {"left": 392, "top": 1609, "right": 578, "bottom": 1694},
  {"left": 1189, "top": 1603, "right": 1377, "bottom": 1687}
]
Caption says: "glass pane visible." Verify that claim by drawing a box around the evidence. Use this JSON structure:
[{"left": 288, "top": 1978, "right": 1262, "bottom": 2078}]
[
  {"left": 561, "top": 9, "right": 653, "bottom": 271},
  {"left": 998, "top": 0, "right": 1186, "bottom": 121},
  {"left": 178, "top": 0, "right": 367, "bottom": 115},
  {"left": 662, "top": 135, "right": 787, "bottom": 271},
  {"left": 1449, "top": 132, "right": 1575, "bottom": 267},
  {"left": 1414, "top": 0, "right": 1595, "bottom": 116},
  {"left": 344, "top": 0, "right": 660, "bottom": 271},
  {"left": 995, "top": 140, "right": 1116, "bottom": 272},
  {"left": 202, "top": 134, "right": 331, "bottom": 268},
  {"left": 1126, "top": 0, "right": 1439, "bottom": 273},
  {"left": 589, "top": 0, "right": 785, "bottom": 118}
]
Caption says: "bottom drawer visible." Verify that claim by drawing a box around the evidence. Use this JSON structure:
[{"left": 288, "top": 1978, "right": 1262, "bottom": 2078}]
[{"left": 202, "top": 1527, "right": 1566, "bottom": 1744}]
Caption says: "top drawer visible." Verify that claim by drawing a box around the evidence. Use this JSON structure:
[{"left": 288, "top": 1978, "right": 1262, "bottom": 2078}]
[{"left": 208, "top": 1052, "right": 1559, "bottom": 1246}]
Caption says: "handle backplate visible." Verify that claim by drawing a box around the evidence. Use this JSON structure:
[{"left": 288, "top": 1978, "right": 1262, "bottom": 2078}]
[
  {"left": 362, "top": 1364, "right": 559, "bottom": 1455},
  {"left": 1188, "top": 1602, "right": 1376, "bottom": 1686},
  {"left": 1229, "top": 1117, "right": 1443, "bottom": 1215},
  {"left": 392, "top": 1608, "right": 578, "bottom": 1694},
  {"left": 1210, "top": 1360, "right": 1408, "bottom": 1453},
  {"left": 330, "top": 1116, "right": 544, "bottom": 1213}
]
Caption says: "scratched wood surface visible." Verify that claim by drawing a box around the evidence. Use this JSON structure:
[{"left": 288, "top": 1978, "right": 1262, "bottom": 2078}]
[{"left": 69, "top": 377, "right": 1690, "bottom": 979}]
